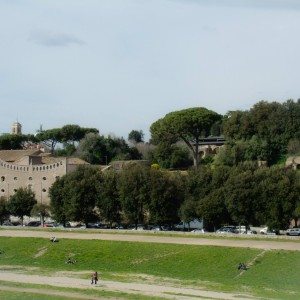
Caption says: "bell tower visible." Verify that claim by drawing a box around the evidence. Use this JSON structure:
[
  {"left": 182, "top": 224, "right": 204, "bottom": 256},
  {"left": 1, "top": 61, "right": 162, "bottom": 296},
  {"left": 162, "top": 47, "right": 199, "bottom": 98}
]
[{"left": 11, "top": 121, "right": 22, "bottom": 135}]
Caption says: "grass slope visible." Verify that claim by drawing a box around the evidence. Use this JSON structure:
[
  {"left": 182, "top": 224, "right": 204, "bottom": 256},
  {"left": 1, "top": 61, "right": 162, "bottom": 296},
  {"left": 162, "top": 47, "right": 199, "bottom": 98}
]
[{"left": 0, "top": 237, "right": 299, "bottom": 299}]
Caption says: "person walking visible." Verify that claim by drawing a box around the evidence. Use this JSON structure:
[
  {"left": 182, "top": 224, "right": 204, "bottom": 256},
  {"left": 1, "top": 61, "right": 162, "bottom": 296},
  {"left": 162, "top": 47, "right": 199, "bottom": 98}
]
[{"left": 91, "top": 271, "right": 98, "bottom": 284}]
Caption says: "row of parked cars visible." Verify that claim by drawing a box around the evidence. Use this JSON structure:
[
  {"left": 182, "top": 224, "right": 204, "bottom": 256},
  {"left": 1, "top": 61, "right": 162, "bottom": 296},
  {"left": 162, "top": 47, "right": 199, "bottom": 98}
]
[
  {"left": 216, "top": 225, "right": 300, "bottom": 236},
  {"left": 2, "top": 220, "right": 300, "bottom": 236}
]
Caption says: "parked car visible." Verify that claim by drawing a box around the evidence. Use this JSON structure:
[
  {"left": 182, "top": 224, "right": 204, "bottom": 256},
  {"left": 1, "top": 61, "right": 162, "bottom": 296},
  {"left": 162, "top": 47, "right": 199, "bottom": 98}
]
[
  {"left": 175, "top": 219, "right": 203, "bottom": 230},
  {"left": 25, "top": 221, "right": 41, "bottom": 227},
  {"left": 259, "top": 227, "right": 278, "bottom": 235},
  {"left": 2, "top": 220, "right": 13, "bottom": 226},
  {"left": 43, "top": 222, "right": 56, "bottom": 228},
  {"left": 191, "top": 229, "right": 207, "bottom": 234},
  {"left": 286, "top": 228, "right": 300, "bottom": 236},
  {"left": 216, "top": 226, "right": 236, "bottom": 234}
]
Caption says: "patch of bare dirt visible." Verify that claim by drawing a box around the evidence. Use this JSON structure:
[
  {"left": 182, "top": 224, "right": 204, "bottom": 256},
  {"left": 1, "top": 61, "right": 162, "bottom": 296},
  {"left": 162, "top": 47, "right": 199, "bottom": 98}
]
[
  {"left": 0, "top": 270, "right": 259, "bottom": 300},
  {"left": 34, "top": 246, "right": 48, "bottom": 258}
]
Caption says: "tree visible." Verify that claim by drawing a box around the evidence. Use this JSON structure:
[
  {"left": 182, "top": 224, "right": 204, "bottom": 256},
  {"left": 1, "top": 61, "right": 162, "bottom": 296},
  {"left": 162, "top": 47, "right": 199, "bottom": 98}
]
[
  {"left": 78, "top": 133, "right": 141, "bottom": 165},
  {"left": 77, "top": 133, "right": 108, "bottom": 164},
  {"left": 151, "top": 142, "right": 192, "bottom": 169},
  {"left": 50, "top": 166, "right": 103, "bottom": 226},
  {"left": 0, "top": 134, "right": 36, "bottom": 150},
  {"left": 224, "top": 168, "right": 259, "bottom": 228},
  {"left": 198, "top": 188, "right": 231, "bottom": 231},
  {"left": 118, "top": 164, "right": 150, "bottom": 228},
  {"left": 97, "top": 170, "right": 121, "bottom": 227},
  {"left": 7, "top": 188, "right": 37, "bottom": 225},
  {"left": 0, "top": 196, "right": 9, "bottom": 225},
  {"left": 60, "top": 124, "right": 98, "bottom": 145},
  {"left": 257, "top": 167, "right": 299, "bottom": 230},
  {"left": 148, "top": 169, "right": 183, "bottom": 226},
  {"left": 31, "top": 203, "right": 50, "bottom": 226},
  {"left": 36, "top": 128, "right": 62, "bottom": 154},
  {"left": 150, "top": 107, "right": 222, "bottom": 167},
  {"left": 128, "top": 130, "right": 144, "bottom": 143},
  {"left": 49, "top": 176, "right": 68, "bottom": 226}
]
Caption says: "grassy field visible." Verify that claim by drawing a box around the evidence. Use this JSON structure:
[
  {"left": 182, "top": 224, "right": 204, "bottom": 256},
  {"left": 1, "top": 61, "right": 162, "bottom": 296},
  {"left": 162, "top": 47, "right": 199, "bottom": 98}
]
[
  {"left": 0, "top": 280, "right": 162, "bottom": 300},
  {"left": 0, "top": 236, "right": 300, "bottom": 299}
]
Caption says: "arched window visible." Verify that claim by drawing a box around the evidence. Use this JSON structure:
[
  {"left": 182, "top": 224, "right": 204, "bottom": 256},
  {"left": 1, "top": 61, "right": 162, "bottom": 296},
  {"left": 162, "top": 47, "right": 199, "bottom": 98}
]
[{"left": 1, "top": 176, "right": 5, "bottom": 182}]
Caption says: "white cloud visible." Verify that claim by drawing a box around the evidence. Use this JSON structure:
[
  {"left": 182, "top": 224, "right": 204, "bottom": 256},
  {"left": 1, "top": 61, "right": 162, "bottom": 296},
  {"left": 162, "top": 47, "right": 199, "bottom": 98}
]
[{"left": 28, "top": 30, "right": 85, "bottom": 47}]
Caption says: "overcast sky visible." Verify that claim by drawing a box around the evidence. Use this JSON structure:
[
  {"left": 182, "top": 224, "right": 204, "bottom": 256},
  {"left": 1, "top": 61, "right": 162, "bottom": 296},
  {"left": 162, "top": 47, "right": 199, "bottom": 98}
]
[{"left": 1, "top": 0, "right": 300, "bottom": 140}]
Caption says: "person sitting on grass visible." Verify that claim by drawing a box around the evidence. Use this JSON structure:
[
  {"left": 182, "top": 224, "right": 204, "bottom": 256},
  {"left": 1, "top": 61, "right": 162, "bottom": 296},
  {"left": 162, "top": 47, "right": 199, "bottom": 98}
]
[
  {"left": 66, "top": 257, "right": 76, "bottom": 264},
  {"left": 237, "top": 262, "right": 247, "bottom": 270}
]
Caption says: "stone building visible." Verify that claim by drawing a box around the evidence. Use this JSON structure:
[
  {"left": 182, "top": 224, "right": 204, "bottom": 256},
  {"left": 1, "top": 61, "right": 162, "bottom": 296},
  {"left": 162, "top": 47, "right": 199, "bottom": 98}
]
[
  {"left": 11, "top": 121, "right": 22, "bottom": 135},
  {"left": 0, "top": 149, "right": 89, "bottom": 204}
]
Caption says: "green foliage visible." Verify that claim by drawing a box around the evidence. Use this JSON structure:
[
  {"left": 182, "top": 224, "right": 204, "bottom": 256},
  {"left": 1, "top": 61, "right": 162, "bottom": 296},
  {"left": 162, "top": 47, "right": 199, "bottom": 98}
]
[
  {"left": 0, "top": 134, "right": 36, "bottom": 150},
  {"left": 0, "top": 196, "right": 9, "bottom": 225},
  {"left": 97, "top": 170, "right": 121, "bottom": 227},
  {"left": 148, "top": 169, "right": 183, "bottom": 225},
  {"left": 222, "top": 99, "right": 300, "bottom": 164},
  {"left": 31, "top": 203, "right": 50, "bottom": 225},
  {"left": 78, "top": 133, "right": 141, "bottom": 165},
  {"left": 36, "top": 125, "right": 98, "bottom": 154},
  {"left": 151, "top": 142, "right": 192, "bottom": 169},
  {"left": 36, "top": 128, "right": 62, "bottom": 154},
  {"left": 1, "top": 237, "right": 300, "bottom": 298},
  {"left": 49, "top": 177, "right": 68, "bottom": 225},
  {"left": 50, "top": 166, "right": 103, "bottom": 225},
  {"left": 54, "top": 144, "right": 76, "bottom": 157},
  {"left": 7, "top": 188, "right": 37, "bottom": 225},
  {"left": 150, "top": 107, "right": 222, "bottom": 167},
  {"left": 128, "top": 130, "right": 144, "bottom": 143},
  {"left": 77, "top": 133, "right": 107, "bottom": 164},
  {"left": 257, "top": 167, "right": 299, "bottom": 230},
  {"left": 118, "top": 164, "right": 150, "bottom": 227}
]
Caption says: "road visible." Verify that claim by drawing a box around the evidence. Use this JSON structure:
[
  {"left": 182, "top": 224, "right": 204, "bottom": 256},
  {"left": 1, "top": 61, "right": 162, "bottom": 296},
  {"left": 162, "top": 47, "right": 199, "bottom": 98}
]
[{"left": 0, "top": 229, "right": 300, "bottom": 251}]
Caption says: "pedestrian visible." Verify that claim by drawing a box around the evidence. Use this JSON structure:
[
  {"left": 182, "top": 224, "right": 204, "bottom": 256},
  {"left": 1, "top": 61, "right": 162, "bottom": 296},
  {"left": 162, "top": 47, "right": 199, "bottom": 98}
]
[{"left": 91, "top": 271, "right": 98, "bottom": 284}]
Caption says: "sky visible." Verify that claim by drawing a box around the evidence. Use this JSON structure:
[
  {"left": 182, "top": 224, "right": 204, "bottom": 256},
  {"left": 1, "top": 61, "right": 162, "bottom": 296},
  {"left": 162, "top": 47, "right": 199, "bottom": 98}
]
[{"left": 1, "top": 0, "right": 300, "bottom": 140}]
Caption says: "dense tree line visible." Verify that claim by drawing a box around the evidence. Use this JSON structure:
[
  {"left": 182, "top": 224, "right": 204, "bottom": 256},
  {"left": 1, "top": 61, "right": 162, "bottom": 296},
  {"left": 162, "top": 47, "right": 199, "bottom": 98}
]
[
  {"left": 221, "top": 99, "right": 300, "bottom": 165},
  {"left": 48, "top": 164, "right": 300, "bottom": 231}
]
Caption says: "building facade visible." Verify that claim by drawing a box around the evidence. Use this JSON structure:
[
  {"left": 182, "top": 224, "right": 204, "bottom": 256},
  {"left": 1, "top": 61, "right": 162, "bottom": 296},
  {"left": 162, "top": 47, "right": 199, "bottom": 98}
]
[{"left": 0, "top": 149, "right": 89, "bottom": 204}]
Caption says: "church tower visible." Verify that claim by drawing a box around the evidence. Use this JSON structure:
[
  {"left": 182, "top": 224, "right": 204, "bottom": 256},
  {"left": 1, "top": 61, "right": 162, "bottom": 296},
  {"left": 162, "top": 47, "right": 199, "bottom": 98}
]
[{"left": 11, "top": 121, "right": 22, "bottom": 135}]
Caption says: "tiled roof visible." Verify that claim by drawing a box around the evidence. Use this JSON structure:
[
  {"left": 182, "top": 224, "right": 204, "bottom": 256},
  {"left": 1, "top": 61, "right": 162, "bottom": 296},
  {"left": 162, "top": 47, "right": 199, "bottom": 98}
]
[
  {"left": 67, "top": 157, "right": 90, "bottom": 165},
  {"left": 0, "top": 150, "right": 41, "bottom": 162}
]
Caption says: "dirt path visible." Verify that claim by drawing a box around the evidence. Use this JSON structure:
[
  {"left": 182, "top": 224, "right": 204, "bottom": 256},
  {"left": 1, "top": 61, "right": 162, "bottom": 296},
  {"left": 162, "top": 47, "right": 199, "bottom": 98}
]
[
  {"left": 0, "top": 285, "right": 113, "bottom": 300},
  {"left": 0, "top": 271, "right": 257, "bottom": 300},
  {"left": 0, "top": 229, "right": 300, "bottom": 251}
]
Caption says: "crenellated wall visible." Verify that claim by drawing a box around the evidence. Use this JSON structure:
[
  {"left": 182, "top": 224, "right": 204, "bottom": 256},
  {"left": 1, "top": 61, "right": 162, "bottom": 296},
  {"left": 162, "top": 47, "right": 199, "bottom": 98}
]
[{"left": 0, "top": 158, "right": 67, "bottom": 204}]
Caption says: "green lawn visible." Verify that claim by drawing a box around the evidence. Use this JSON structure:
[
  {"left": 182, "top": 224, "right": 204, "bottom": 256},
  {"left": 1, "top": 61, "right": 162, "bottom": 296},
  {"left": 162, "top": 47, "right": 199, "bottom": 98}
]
[
  {"left": 0, "top": 236, "right": 300, "bottom": 299},
  {"left": 0, "top": 281, "right": 162, "bottom": 300}
]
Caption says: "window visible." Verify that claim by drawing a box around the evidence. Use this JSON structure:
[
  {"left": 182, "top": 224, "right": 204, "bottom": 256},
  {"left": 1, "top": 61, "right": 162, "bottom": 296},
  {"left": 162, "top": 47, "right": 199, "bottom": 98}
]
[
  {"left": 1, "top": 176, "right": 5, "bottom": 182},
  {"left": 42, "top": 188, "right": 46, "bottom": 192},
  {"left": 42, "top": 177, "right": 46, "bottom": 180},
  {"left": 14, "top": 177, "right": 18, "bottom": 180},
  {"left": 29, "top": 177, "right": 33, "bottom": 181},
  {"left": 1, "top": 189, "right": 4, "bottom": 193}
]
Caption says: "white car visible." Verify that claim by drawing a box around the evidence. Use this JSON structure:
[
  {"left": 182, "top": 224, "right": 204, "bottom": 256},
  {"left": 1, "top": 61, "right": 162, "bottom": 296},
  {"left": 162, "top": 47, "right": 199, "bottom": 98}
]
[
  {"left": 191, "top": 229, "right": 206, "bottom": 234},
  {"left": 286, "top": 228, "right": 300, "bottom": 236},
  {"left": 259, "top": 227, "right": 278, "bottom": 235}
]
